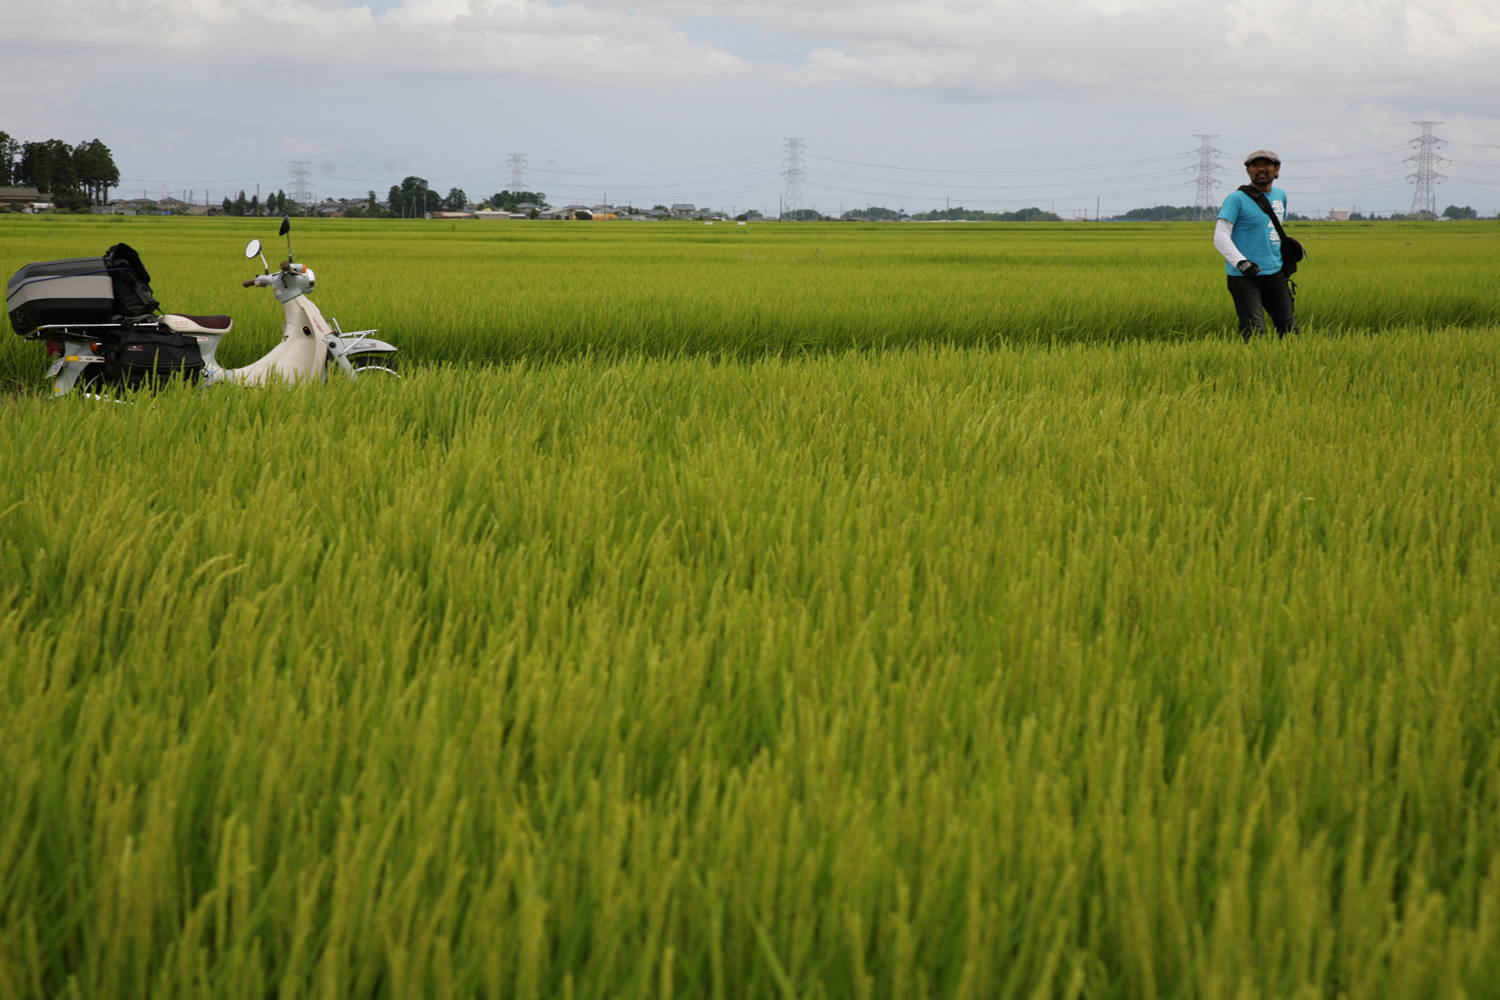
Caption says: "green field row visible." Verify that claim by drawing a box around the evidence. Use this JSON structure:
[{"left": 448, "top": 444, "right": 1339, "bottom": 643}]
[
  {"left": 2, "top": 328, "right": 1497, "bottom": 997},
  {"left": 4, "top": 216, "right": 1498, "bottom": 391}
]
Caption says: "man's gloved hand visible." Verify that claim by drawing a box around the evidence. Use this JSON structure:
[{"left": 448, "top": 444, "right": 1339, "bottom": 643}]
[{"left": 1235, "top": 259, "right": 1261, "bottom": 276}]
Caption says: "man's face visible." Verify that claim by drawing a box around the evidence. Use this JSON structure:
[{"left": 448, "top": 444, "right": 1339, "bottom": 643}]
[{"left": 1246, "top": 158, "right": 1280, "bottom": 189}]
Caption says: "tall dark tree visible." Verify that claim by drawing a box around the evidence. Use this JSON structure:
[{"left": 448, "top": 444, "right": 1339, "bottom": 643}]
[
  {"left": 18, "top": 139, "right": 76, "bottom": 194},
  {"left": 0, "top": 131, "right": 19, "bottom": 186},
  {"left": 444, "top": 187, "right": 468, "bottom": 212},
  {"left": 72, "top": 139, "right": 119, "bottom": 204},
  {"left": 391, "top": 176, "right": 440, "bottom": 216}
]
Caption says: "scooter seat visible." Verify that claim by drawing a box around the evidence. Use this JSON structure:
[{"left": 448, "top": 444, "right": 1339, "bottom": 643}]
[{"left": 160, "top": 314, "right": 233, "bottom": 335}]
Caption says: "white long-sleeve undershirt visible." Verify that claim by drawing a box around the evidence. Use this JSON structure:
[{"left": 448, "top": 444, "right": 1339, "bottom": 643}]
[{"left": 1213, "top": 218, "right": 1245, "bottom": 267}]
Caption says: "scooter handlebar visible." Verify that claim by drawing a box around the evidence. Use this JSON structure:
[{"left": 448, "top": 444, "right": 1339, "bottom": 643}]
[{"left": 242, "top": 278, "right": 257, "bottom": 288}]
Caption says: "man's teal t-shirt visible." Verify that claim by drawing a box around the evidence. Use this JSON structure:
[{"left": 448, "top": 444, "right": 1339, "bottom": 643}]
[{"left": 1218, "top": 186, "right": 1287, "bottom": 276}]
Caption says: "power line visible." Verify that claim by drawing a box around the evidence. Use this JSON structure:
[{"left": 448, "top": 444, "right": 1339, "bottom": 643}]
[
  {"left": 805, "top": 151, "right": 1193, "bottom": 174},
  {"left": 1295, "top": 144, "right": 1411, "bottom": 162},
  {"left": 810, "top": 166, "right": 1186, "bottom": 191},
  {"left": 515, "top": 154, "right": 782, "bottom": 178}
]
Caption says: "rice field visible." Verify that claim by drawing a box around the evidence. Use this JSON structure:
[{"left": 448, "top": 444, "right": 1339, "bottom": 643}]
[{"left": 2, "top": 217, "right": 1498, "bottom": 998}]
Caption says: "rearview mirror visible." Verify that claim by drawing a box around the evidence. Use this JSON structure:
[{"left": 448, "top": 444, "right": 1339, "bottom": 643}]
[
  {"left": 279, "top": 217, "right": 291, "bottom": 236},
  {"left": 244, "top": 238, "right": 262, "bottom": 259}
]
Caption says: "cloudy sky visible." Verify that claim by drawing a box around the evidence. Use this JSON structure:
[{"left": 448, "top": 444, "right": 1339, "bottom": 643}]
[{"left": 6, "top": 0, "right": 1499, "bottom": 216}]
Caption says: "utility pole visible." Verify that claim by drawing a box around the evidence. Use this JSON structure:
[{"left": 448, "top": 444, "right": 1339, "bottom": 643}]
[
  {"left": 1191, "top": 134, "right": 1222, "bottom": 221},
  {"left": 1406, "top": 121, "right": 1447, "bottom": 218},
  {"left": 507, "top": 153, "right": 528, "bottom": 193},
  {"left": 782, "top": 138, "right": 804, "bottom": 219}
]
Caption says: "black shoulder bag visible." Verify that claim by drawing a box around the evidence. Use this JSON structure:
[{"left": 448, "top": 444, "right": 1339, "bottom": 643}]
[{"left": 1237, "top": 185, "right": 1304, "bottom": 278}]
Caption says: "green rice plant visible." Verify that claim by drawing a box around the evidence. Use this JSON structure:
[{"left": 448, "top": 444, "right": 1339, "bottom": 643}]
[
  {"left": 3, "top": 216, "right": 1498, "bottom": 390},
  {"left": 1, "top": 327, "right": 1497, "bottom": 997}
]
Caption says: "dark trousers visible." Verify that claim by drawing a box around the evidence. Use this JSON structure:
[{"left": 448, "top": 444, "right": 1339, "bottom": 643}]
[{"left": 1227, "top": 272, "right": 1297, "bottom": 340}]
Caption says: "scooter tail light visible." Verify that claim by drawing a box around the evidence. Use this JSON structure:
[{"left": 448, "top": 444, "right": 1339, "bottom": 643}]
[
  {"left": 45, "top": 338, "right": 63, "bottom": 358},
  {"left": 90, "top": 342, "right": 103, "bottom": 354}
]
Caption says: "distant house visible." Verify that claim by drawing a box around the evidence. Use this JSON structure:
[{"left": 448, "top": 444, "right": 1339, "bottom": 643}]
[
  {"left": 0, "top": 186, "right": 45, "bottom": 212},
  {"left": 541, "top": 205, "right": 593, "bottom": 220},
  {"left": 156, "top": 197, "right": 191, "bottom": 214},
  {"left": 473, "top": 210, "right": 527, "bottom": 221},
  {"left": 429, "top": 211, "right": 473, "bottom": 220},
  {"left": 671, "top": 203, "right": 696, "bottom": 218}
]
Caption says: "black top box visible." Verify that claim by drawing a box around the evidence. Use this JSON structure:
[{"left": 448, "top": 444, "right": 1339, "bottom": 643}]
[{"left": 7, "top": 257, "right": 117, "bottom": 335}]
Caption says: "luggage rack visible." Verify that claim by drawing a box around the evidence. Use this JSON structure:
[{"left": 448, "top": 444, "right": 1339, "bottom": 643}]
[{"left": 23, "top": 320, "right": 161, "bottom": 340}]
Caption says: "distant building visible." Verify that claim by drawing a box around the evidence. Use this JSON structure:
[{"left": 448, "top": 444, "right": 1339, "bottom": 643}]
[
  {"left": 0, "top": 186, "right": 45, "bottom": 212},
  {"left": 1328, "top": 209, "right": 1350, "bottom": 222},
  {"left": 671, "top": 203, "right": 696, "bottom": 218},
  {"left": 541, "top": 205, "right": 593, "bottom": 220}
]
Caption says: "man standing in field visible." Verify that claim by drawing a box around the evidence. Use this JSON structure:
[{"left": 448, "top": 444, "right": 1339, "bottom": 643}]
[{"left": 1214, "top": 150, "right": 1297, "bottom": 340}]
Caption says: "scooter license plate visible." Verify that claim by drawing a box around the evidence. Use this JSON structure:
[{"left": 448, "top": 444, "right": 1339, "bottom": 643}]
[{"left": 45, "top": 359, "right": 63, "bottom": 378}]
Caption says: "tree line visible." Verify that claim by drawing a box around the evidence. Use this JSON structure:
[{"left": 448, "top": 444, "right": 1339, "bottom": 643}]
[
  {"left": 219, "top": 190, "right": 299, "bottom": 217},
  {"left": 1, "top": 131, "right": 120, "bottom": 211},
  {"left": 376, "top": 178, "right": 550, "bottom": 217},
  {"left": 215, "top": 179, "right": 556, "bottom": 218},
  {"left": 837, "top": 206, "right": 1063, "bottom": 222}
]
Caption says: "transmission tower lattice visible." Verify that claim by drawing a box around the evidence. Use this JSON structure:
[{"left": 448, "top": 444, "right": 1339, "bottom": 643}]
[
  {"left": 289, "top": 161, "right": 313, "bottom": 206},
  {"left": 782, "top": 138, "right": 805, "bottom": 218},
  {"left": 1406, "top": 122, "right": 1447, "bottom": 218},
  {"left": 1190, "top": 135, "right": 1222, "bottom": 220},
  {"left": 506, "top": 153, "right": 528, "bottom": 193}
]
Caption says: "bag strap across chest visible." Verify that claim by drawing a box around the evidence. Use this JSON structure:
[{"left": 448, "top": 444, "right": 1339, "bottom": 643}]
[{"left": 1238, "top": 185, "right": 1291, "bottom": 242}]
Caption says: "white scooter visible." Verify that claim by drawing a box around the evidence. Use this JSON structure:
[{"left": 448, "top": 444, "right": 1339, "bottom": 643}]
[{"left": 34, "top": 217, "right": 398, "bottom": 396}]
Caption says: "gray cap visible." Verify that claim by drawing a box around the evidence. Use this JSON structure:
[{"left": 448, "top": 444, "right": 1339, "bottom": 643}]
[{"left": 1244, "top": 149, "right": 1281, "bottom": 165}]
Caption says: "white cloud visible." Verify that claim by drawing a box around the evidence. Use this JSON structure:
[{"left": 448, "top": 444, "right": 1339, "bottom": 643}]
[
  {"left": 7, "top": 0, "right": 748, "bottom": 84},
  {"left": 590, "top": 0, "right": 1500, "bottom": 105},
  {"left": 4, "top": 0, "right": 1496, "bottom": 214}
]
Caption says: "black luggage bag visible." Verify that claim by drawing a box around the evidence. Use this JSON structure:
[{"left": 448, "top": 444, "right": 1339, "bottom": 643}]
[{"left": 101, "top": 329, "right": 205, "bottom": 391}]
